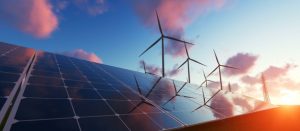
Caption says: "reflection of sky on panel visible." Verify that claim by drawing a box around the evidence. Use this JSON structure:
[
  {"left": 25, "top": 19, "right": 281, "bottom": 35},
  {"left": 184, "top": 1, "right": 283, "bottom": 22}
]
[{"left": 99, "top": 63, "right": 276, "bottom": 126}]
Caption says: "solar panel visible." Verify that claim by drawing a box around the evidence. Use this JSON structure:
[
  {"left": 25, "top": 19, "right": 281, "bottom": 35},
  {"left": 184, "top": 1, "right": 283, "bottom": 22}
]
[
  {"left": 0, "top": 42, "right": 35, "bottom": 125},
  {"left": 95, "top": 64, "right": 276, "bottom": 125},
  {"left": 0, "top": 42, "right": 276, "bottom": 130},
  {"left": 4, "top": 51, "right": 182, "bottom": 131}
]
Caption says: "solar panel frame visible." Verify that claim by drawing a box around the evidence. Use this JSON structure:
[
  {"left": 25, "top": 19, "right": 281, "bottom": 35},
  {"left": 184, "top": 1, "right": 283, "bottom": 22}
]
[{"left": 0, "top": 46, "right": 35, "bottom": 125}]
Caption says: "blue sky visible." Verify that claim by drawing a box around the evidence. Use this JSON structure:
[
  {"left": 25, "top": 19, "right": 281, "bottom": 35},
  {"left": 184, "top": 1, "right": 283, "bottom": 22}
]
[{"left": 1, "top": 0, "right": 300, "bottom": 104}]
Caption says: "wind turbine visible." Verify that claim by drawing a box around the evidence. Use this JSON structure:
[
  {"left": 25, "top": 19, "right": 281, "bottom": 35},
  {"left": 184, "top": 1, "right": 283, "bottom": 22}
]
[
  {"left": 228, "top": 82, "right": 232, "bottom": 92},
  {"left": 139, "top": 11, "right": 195, "bottom": 77},
  {"left": 128, "top": 75, "right": 162, "bottom": 113},
  {"left": 194, "top": 88, "right": 222, "bottom": 111},
  {"left": 141, "top": 60, "right": 157, "bottom": 76},
  {"left": 207, "top": 50, "right": 238, "bottom": 90},
  {"left": 198, "top": 70, "right": 217, "bottom": 89},
  {"left": 177, "top": 43, "right": 206, "bottom": 83},
  {"left": 163, "top": 81, "right": 194, "bottom": 106},
  {"left": 261, "top": 73, "right": 271, "bottom": 103}
]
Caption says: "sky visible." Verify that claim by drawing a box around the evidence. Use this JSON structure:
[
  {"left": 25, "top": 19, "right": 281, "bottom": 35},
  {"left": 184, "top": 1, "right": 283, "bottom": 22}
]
[{"left": 0, "top": 0, "right": 300, "bottom": 105}]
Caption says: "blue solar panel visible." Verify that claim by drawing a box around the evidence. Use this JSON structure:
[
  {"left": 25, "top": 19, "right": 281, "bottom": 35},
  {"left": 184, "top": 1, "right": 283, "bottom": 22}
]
[
  {"left": 0, "top": 42, "right": 35, "bottom": 126},
  {"left": 0, "top": 42, "right": 275, "bottom": 131},
  {"left": 5, "top": 51, "right": 183, "bottom": 131}
]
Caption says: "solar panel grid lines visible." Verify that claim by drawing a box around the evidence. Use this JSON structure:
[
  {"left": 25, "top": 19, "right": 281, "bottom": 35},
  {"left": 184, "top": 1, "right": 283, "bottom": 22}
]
[
  {"left": 0, "top": 42, "right": 19, "bottom": 57},
  {"left": 3, "top": 51, "right": 37, "bottom": 131},
  {"left": 3, "top": 51, "right": 175, "bottom": 131},
  {"left": 65, "top": 55, "right": 131, "bottom": 131},
  {"left": 0, "top": 46, "right": 35, "bottom": 127},
  {"left": 0, "top": 42, "right": 277, "bottom": 131},
  {"left": 53, "top": 53, "right": 82, "bottom": 131},
  {"left": 3, "top": 52, "right": 79, "bottom": 131},
  {"left": 69, "top": 57, "right": 179, "bottom": 130},
  {"left": 93, "top": 64, "right": 186, "bottom": 129},
  {"left": 101, "top": 65, "right": 276, "bottom": 125},
  {"left": 98, "top": 65, "right": 216, "bottom": 126}
]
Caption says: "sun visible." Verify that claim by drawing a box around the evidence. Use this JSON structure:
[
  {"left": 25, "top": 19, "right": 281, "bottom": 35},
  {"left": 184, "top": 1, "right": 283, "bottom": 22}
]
[{"left": 278, "top": 89, "right": 300, "bottom": 105}]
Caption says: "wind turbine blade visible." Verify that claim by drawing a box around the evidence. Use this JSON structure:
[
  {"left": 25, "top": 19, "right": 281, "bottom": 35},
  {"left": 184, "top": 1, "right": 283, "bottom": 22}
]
[
  {"left": 199, "top": 81, "right": 205, "bottom": 87},
  {"left": 221, "top": 65, "right": 238, "bottom": 70},
  {"left": 133, "top": 75, "right": 142, "bottom": 95},
  {"left": 184, "top": 43, "right": 189, "bottom": 58},
  {"left": 193, "top": 105, "right": 204, "bottom": 111},
  {"left": 144, "top": 101, "right": 155, "bottom": 107},
  {"left": 228, "top": 82, "right": 232, "bottom": 92},
  {"left": 164, "top": 36, "right": 194, "bottom": 45},
  {"left": 148, "top": 72, "right": 157, "bottom": 76},
  {"left": 139, "top": 37, "right": 162, "bottom": 57},
  {"left": 199, "top": 70, "right": 207, "bottom": 87},
  {"left": 142, "top": 61, "right": 147, "bottom": 73},
  {"left": 162, "top": 96, "right": 176, "bottom": 106},
  {"left": 128, "top": 101, "right": 143, "bottom": 113},
  {"left": 202, "top": 70, "right": 207, "bottom": 80},
  {"left": 201, "top": 87, "right": 206, "bottom": 103},
  {"left": 177, "top": 82, "right": 187, "bottom": 93},
  {"left": 155, "top": 10, "right": 163, "bottom": 35},
  {"left": 177, "top": 59, "right": 188, "bottom": 69},
  {"left": 204, "top": 89, "right": 221, "bottom": 105},
  {"left": 145, "top": 77, "right": 162, "bottom": 97},
  {"left": 213, "top": 50, "right": 220, "bottom": 65},
  {"left": 207, "top": 80, "right": 217, "bottom": 83},
  {"left": 180, "top": 95, "right": 194, "bottom": 99},
  {"left": 207, "top": 66, "right": 219, "bottom": 77},
  {"left": 172, "top": 80, "right": 177, "bottom": 94},
  {"left": 190, "top": 58, "right": 206, "bottom": 66}
]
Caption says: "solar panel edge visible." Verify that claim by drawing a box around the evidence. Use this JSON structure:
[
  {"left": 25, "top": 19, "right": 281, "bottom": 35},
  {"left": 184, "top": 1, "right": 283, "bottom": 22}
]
[
  {"left": 0, "top": 41, "right": 32, "bottom": 51},
  {"left": 3, "top": 52, "right": 36, "bottom": 131}
]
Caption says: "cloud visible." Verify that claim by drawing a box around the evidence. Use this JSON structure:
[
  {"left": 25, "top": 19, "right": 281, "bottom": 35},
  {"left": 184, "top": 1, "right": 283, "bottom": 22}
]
[
  {"left": 223, "top": 53, "right": 258, "bottom": 76},
  {"left": 139, "top": 60, "right": 181, "bottom": 77},
  {"left": 232, "top": 97, "right": 252, "bottom": 111},
  {"left": 228, "top": 82, "right": 240, "bottom": 92},
  {"left": 0, "top": 0, "right": 58, "bottom": 38},
  {"left": 241, "top": 75, "right": 260, "bottom": 85},
  {"left": 62, "top": 49, "right": 102, "bottom": 63},
  {"left": 166, "top": 64, "right": 182, "bottom": 77},
  {"left": 210, "top": 93, "right": 233, "bottom": 118},
  {"left": 0, "top": 0, "right": 108, "bottom": 38},
  {"left": 74, "top": 0, "right": 108, "bottom": 16},
  {"left": 207, "top": 82, "right": 220, "bottom": 89},
  {"left": 133, "top": 0, "right": 227, "bottom": 57},
  {"left": 139, "top": 60, "right": 162, "bottom": 75},
  {"left": 53, "top": 0, "right": 69, "bottom": 12},
  {"left": 263, "top": 64, "right": 296, "bottom": 80}
]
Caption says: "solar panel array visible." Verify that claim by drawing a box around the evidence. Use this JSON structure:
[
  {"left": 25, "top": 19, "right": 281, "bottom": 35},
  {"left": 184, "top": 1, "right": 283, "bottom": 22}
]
[
  {"left": 0, "top": 42, "right": 275, "bottom": 131},
  {"left": 0, "top": 42, "right": 35, "bottom": 124}
]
